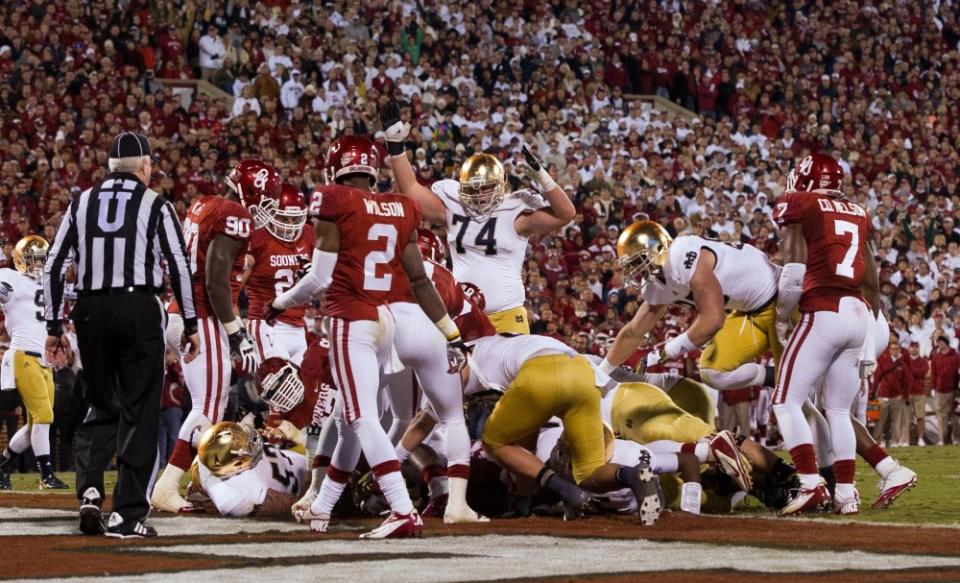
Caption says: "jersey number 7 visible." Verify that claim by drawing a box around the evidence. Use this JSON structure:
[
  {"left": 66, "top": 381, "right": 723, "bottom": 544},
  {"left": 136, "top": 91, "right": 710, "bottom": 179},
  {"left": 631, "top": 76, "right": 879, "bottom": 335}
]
[{"left": 833, "top": 219, "right": 859, "bottom": 278}]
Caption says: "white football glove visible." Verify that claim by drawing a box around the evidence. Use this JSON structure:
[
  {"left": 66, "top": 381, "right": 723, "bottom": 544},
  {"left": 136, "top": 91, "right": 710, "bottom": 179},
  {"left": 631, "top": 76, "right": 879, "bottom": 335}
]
[
  {"left": 645, "top": 349, "right": 664, "bottom": 369},
  {"left": 228, "top": 328, "right": 261, "bottom": 375}
]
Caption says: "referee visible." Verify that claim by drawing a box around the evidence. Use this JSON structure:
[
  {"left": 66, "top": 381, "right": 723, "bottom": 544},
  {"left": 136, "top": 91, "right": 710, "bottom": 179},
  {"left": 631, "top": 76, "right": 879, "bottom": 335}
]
[{"left": 42, "top": 132, "right": 200, "bottom": 538}]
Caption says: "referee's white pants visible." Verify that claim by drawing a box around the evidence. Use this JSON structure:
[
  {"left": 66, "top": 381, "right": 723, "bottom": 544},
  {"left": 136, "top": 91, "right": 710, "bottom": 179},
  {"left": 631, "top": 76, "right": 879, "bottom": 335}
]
[
  {"left": 179, "top": 316, "right": 231, "bottom": 444},
  {"left": 248, "top": 319, "right": 307, "bottom": 365}
]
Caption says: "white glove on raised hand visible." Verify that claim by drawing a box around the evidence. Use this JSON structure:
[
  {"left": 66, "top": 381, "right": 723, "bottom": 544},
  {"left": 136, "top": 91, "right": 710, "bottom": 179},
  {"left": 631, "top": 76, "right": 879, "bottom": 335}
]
[
  {"left": 645, "top": 348, "right": 664, "bottom": 369},
  {"left": 228, "top": 327, "right": 261, "bottom": 375}
]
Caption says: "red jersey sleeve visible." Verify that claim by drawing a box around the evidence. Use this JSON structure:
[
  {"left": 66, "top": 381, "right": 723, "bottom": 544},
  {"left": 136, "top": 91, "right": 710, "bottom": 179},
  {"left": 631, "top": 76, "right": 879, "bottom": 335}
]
[
  {"left": 773, "top": 192, "right": 810, "bottom": 227},
  {"left": 309, "top": 185, "right": 347, "bottom": 221},
  {"left": 212, "top": 199, "right": 254, "bottom": 242}
]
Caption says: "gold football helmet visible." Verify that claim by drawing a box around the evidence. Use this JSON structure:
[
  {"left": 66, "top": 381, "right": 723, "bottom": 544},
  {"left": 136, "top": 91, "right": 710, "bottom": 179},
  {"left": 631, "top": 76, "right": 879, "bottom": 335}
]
[
  {"left": 197, "top": 422, "right": 263, "bottom": 478},
  {"left": 13, "top": 235, "right": 49, "bottom": 279},
  {"left": 616, "top": 220, "right": 673, "bottom": 289},
  {"left": 459, "top": 153, "right": 506, "bottom": 222}
]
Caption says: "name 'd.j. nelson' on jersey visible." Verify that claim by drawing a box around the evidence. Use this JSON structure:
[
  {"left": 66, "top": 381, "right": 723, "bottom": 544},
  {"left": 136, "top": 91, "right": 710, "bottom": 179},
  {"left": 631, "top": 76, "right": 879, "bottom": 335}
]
[{"left": 818, "top": 198, "right": 866, "bottom": 217}]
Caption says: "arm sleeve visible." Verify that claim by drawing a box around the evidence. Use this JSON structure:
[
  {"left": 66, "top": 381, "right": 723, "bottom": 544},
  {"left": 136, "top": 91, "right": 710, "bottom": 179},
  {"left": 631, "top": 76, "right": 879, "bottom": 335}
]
[
  {"left": 155, "top": 199, "right": 198, "bottom": 327},
  {"left": 0, "top": 276, "right": 11, "bottom": 305},
  {"left": 43, "top": 197, "right": 79, "bottom": 322},
  {"left": 202, "top": 464, "right": 266, "bottom": 517}
]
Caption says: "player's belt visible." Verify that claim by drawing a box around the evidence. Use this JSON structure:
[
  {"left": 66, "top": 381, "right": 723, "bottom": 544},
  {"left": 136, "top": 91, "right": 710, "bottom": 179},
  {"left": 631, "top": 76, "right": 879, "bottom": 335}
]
[
  {"left": 23, "top": 351, "right": 42, "bottom": 359},
  {"left": 77, "top": 285, "right": 161, "bottom": 297},
  {"left": 743, "top": 293, "right": 777, "bottom": 316}
]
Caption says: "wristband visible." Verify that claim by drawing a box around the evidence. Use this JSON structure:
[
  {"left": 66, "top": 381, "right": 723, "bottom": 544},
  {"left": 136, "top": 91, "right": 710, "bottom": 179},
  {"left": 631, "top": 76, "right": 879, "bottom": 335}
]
[
  {"left": 224, "top": 319, "right": 242, "bottom": 335},
  {"left": 434, "top": 314, "right": 461, "bottom": 341},
  {"left": 46, "top": 320, "right": 63, "bottom": 337},
  {"left": 537, "top": 168, "right": 557, "bottom": 192},
  {"left": 663, "top": 332, "right": 698, "bottom": 359},
  {"left": 598, "top": 358, "right": 617, "bottom": 375}
]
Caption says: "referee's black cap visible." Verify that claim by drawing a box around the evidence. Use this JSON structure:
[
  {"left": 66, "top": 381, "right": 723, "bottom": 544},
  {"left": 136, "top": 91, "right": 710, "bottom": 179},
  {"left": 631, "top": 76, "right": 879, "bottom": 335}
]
[{"left": 109, "top": 132, "right": 152, "bottom": 158}]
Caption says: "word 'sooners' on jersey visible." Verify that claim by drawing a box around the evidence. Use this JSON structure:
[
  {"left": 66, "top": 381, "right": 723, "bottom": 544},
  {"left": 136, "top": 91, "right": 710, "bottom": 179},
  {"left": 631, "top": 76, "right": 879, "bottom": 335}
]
[
  {"left": 641, "top": 235, "right": 780, "bottom": 311},
  {"left": 432, "top": 179, "right": 535, "bottom": 314}
]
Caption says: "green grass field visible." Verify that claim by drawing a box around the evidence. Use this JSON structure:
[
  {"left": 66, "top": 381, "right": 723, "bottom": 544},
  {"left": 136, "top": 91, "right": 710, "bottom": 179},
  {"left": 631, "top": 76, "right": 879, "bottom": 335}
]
[{"left": 8, "top": 445, "right": 960, "bottom": 526}]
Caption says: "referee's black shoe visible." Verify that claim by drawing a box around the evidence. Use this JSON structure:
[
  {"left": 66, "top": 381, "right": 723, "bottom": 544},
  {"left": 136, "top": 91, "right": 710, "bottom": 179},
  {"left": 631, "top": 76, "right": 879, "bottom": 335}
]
[
  {"left": 105, "top": 512, "right": 157, "bottom": 539},
  {"left": 79, "top": 487, "right": 105, "bottom": 535}
]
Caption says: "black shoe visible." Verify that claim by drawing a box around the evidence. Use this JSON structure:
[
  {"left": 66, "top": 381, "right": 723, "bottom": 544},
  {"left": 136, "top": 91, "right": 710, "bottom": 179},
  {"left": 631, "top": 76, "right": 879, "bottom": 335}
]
[
  {"left": 79, "top": 487, "right": 105, "bottom": 535},
  {"left": 0, "top": 470, "right": 11, "bottom": 491},
  {"left": 40, "top": 474, "right": 70, "bottom": 490},
  {"left": 560, "top": 487, "right": 593, "bottom": 521},
  {"left": 105, "top": 512, "right": 157, "bottom": 539},
  {"left": 623, "top": 454, "right": 664, "bottom": 526}
]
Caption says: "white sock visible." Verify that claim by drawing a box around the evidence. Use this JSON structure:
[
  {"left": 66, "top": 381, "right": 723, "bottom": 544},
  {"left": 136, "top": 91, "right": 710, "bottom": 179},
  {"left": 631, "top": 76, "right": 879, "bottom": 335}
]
[
  {"left": 8, "top": 425, "right": 30, "bottom": 454},
  {"left": 875, "top": 456, "right": 897, "bottom": 479},
  {"left": 311, "top": 476, "right": 345, "bottom": 517},
  {"left": 395, "top": 443, "right": 412, "bottom": 463},
  {"left": 695, "top": 442, "right": 710, "bottom": 463},
  {"left": 653, "top": 452, "right": 679, "bottom": 474},
  {"left": 376, "top": 470, "right": 414, "bottom": 515},
  {"left": 156, "top": 464, "right": 185, "bottom": 492},
  {"left": 835, "top": 482, "right": 856, "bottom": 500},
  {"left": 798, "top": 473, "right": 822, "bottom": 489},
  {"left": 30, "top": 424, "right": 51, "bottom": 457},
  {"left": 446, "top": 476, "right": 467, "bottom": 509}
]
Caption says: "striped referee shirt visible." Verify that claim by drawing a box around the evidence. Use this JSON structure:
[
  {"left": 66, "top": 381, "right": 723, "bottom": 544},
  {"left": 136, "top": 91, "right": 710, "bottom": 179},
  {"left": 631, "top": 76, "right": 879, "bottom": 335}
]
[{"left": 42, "top": 172, "right": 197, "bottom": 329}]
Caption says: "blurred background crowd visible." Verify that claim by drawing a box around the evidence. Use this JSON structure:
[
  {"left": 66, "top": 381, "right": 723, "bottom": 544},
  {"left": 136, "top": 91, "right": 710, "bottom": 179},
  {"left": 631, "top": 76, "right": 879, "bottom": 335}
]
[{"left": 2, "top": 0, "right": 960, "bottom": 470}]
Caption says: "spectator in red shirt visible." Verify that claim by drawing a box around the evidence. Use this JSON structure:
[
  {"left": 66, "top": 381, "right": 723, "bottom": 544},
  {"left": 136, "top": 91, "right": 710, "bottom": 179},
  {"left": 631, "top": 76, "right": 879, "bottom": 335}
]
[
  {"left": 930, "top": 335, "right": 960, "bottom": 445},
  {"left": 905, "top": 341, "right": 931, "bottom": 446},
  {"left": 872, "top": 341, "right": 911, "bottom": 447}
]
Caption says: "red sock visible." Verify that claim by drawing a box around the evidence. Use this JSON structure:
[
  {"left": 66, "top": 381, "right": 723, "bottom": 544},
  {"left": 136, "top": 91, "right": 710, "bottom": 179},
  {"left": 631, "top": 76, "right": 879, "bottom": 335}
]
[
  {"left": 447, "top": 463, "right": 470, "bottom": 480},
  {"left": 326, "top": 465, "right": 351, "bottom": 484},
  {"left": 789, "top": 444, "right": 818, "bottom": 475},
  {"left": 680, "top": 443, "right": 696, "bottom": 454},
  {"left": 861, "top": 444, "right": 887, "bottom": 468},
  {"left": 168, "top": 439, "right": 193, "bottom": 471},
  {"left": 421, "top": 464, "right": 446, "bottom": 484},
  {"left": 834, "top": 459, "right": 856, "bottom": 484},
  {"left": 312, "top": 455, "right": 331, "bottom": 469}
]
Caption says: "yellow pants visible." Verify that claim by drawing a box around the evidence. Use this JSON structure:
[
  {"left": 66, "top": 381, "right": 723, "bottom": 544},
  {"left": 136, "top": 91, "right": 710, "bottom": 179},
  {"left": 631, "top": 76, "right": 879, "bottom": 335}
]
[
  {"left": 664, "top": 378, "right": 716, "bottom": 427},
  {"left": 699, "top": 302, "right": 781, "bottom": 373},
  {"left": 482, "top": 354, "right": 604, "bottom": 484},
  {"left": 611, "top": 382, "right": 714, "bottom": 444},
  {"left": 486, "top": 306, "right": 530, "bottom": 335},
  {"left": 14, "top": 351, "right": 55, "bottom": 425}
]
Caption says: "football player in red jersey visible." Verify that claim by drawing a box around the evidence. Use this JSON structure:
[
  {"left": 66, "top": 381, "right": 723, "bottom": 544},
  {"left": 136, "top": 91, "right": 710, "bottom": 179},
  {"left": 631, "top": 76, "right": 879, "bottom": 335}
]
[
  {"left": 773, "top": 153, "right": 881, "bottom": 515},
  {"left": 244, "top": 183, "right": 312, "bottom": 365},
  {"left": 151, "top": 160, "right": 278, "bottom": 513},
  {"left": 266, "top": 135, "right": 468, "bottom": 539},
  {"left": 388, "top": 228, "right": 487, "bottom": 523}
]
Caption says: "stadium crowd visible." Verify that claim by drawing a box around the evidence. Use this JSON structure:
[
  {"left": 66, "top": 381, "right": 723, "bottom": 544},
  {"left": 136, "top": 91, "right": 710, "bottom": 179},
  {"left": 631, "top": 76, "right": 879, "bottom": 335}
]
[{"left": 2, "top": 0, "right": 960, "bottom": 467}]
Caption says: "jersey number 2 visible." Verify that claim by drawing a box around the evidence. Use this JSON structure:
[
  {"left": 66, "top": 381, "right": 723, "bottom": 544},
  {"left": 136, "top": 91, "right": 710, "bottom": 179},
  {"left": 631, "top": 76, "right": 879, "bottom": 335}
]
[
  {"left": 834, "top": 220, "right": 859, "bottom": 278},
  {"left": 364, "top": 224, "right": 397, "bottom": 291}
]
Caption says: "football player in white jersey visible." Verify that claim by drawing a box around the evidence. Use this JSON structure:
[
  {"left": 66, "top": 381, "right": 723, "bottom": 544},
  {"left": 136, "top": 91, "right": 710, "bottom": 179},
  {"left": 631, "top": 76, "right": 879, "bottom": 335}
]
[
  {"left": 598, "top": 220, "right": 782, "bottom": 397},
  {"left": 0, "top": 236, "right": 69, "bottom": 490},
  {"left": 379, "top": 100, "right": 575, "bottom": 334},
  {"left": 191, "top": 422, "right": 307, "bottom": 517}
]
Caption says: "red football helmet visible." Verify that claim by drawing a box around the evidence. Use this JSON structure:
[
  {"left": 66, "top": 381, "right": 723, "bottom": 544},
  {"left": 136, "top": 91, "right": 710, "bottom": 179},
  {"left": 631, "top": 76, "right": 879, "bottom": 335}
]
[
  {"left": 459, "top": 281, "right": 486, "bottom": 312},
  {"left": 417, "top": 228, "right": 446, "bottom": 264},
  {"left": 786, "top": 153, "right": 843, "bottom": 195},
  {"left": 226, "top": 159, "right": 282, "bottom": 216},
  {"left": 257, "top": 183, "right": 307, "bottom": 242},
  {"left": 255, "top": 357, "right": 304, "bottom": 413},
  {"left": 325, "top": 135, "right": 380, "bottom": 186}
]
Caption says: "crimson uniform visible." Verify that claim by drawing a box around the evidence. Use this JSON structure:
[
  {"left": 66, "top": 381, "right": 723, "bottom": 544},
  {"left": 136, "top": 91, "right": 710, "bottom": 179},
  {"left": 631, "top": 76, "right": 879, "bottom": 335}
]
[
  {"left": 181, "top": 195, "right": 252, "bottom": 426},
  {"left": 246, "top": 225, "right": 314, "bottom": 364},
  {"left": 773, "top": 185, "right": 872, "bottom": 510},
  {"left": 309, "top": 183, "right": 421, "bottom": 500}
]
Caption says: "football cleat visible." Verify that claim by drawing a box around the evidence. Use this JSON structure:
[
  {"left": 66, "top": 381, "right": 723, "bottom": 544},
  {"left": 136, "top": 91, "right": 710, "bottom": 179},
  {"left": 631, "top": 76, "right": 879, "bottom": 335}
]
[
  {"left": 709, "top": 431, "right": 753, "bottom": 492},
  {"left": 833, "top": 489, "right": 860, "bottom": 516},
  {"left": 443, "top": 504, "right": 489, "bottom": 524},
  {"left": 620, "top": 457, "right": 664, "bottom": 526},
  {"left": 560, "top": 488, "right": 594, "bottom": 521},
  {"left": 39, "top": 474, "right": 69, "bottom": 490},
  {"left": 298, "top": 507, "right": 330, "bottom": 533},
  {"left": 421, "top": 493, "right": 448, "bottom": 518},
  {"left": 105, "top": 512, "right": 157, "bottom": 539},
  {"left": 359, "top": 511, "right": 423, "bottom": 539},
  {"left": 872, "top": 464, "right": 918, "bottom": 509},
  {"left": 79, "top": 487, "right": 105, "bottom": 535},
  {"left": 780, "top": 479, "right": 832, "bottom": 515},
  {"left": 291, "top": 489, "right": 318, "bottom": 522},
  {"left": 151, "top": 486, "right": 203, "bottom": 514}
]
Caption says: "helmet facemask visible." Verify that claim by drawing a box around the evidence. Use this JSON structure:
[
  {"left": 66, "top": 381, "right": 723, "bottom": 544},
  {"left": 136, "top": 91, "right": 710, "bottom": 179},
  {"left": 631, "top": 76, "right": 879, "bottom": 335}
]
[
  {"left": 617, "top": 249, "right": 664, "bottom": 292},
  {"left": 459, "top": 177, "right": 505, "bottom": 222},
  {"left": 255, "top": 198, "right": 306, "bottom": 242},
  {"left": 260, "top": 360, "right": 305, "bottom": 413}
]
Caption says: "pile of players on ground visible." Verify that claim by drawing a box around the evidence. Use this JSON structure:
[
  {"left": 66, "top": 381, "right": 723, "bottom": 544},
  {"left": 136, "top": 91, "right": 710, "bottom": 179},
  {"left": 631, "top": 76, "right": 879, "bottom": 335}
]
[{"left": 137, "top": 109, "right": 916, "bottom": 539}]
